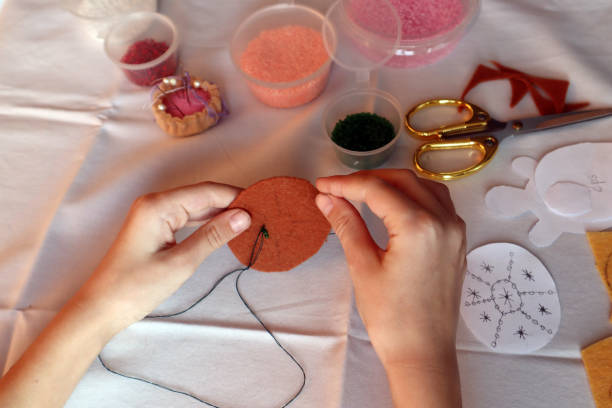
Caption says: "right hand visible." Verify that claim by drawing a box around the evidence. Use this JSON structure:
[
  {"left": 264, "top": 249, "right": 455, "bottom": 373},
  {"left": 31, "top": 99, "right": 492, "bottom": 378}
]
[{"left": 315, "top": 169, "right": 466, "bottom": 368}]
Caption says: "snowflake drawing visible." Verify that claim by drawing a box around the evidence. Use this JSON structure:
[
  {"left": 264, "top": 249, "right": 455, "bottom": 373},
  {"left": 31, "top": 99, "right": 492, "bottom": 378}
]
[
  {"left": 481, "top": 262, "right": 494, "bottom": 273},
  {"left": 522, "top": 268, "right": 535, "bottom": 281},
  {"left": 480, "top": 312, "right": 491, "bottom": 323},
  {"left": 461, "top": 243, "right": 561, "bottom": 353},
  {"left": 499, "top": 287, "right": 514, "bottom": 307},
  {"left": 467, "top": 288, "right": 482, "bottom": 302},
  {"left": 514, "top": 326, "right": 527, "bottom": 340},
  {"left": 538, "top": 304, "right": 551, "bottom": 316}
]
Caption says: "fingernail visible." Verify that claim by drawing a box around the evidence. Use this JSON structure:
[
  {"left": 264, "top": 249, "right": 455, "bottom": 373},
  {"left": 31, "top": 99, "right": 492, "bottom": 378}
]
[
  {"left": 315, "top": 194, "right": 333, "bottom": 216},
  {"left": 229, "top": 210, "right": 250, "bottom": 233}
]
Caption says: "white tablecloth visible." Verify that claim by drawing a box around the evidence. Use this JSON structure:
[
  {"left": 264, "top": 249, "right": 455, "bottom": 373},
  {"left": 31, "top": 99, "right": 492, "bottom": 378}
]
[{"left": 1, "top": 1, "right": 612, "bottom": 407}]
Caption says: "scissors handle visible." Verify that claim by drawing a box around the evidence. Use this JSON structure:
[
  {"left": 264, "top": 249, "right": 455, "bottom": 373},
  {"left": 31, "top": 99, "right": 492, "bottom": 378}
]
[
  {"left": 414, "top": 134, "right": 499, "bottom": 181},
  {"left": 405, "top": 99, "right": 491, "bottom": 140}
]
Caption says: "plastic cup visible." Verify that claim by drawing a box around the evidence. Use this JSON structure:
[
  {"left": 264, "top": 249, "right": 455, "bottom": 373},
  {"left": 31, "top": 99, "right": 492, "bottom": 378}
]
[
  {"left": 386, "top": 0, "right": 481, "bottom": 68},
  {"left": 323, "top": 89, "right": 402, "bottom": 169},
  {"left": 104, "top": 12, "right": 179, "bottom": 86},
  {"left": 230, "top": 3, "right": 334, "bottom": 108},
  {"left": 61, "top": 0, "right": 156, "bottom": 39},
  {"left": 323, "top": 0, "right": 401, "bottom": 72}
]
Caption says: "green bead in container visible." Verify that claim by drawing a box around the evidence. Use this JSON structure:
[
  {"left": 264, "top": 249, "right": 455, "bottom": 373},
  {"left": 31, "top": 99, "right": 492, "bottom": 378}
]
[
  {"left": 323, "top": 89, "right": 402, "bottom": 169},
  {"left": 332, "top": 112, "right": 395, "bottom": 152}
]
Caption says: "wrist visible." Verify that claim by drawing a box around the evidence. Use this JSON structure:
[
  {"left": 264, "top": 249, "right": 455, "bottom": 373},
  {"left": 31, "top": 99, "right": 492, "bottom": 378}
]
[
  {"left": 381, "top": 344, "right": 462, "bottom": 408},
  {"left": 368, "top": 323, "right": 457, "bottom": 369},
  {"left": 67, "top": 289, "right": 124, "bottom": 347},
  {"left": 380, "top": 342, "right": 457, "bottom": 373}
]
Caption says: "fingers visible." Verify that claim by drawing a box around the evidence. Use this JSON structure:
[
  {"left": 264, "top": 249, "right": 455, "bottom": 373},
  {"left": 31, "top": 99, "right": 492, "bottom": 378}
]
[
  {"left": 155, "top": 181, "right": 243, "bottom": 229},
  {"left": 164, "top": 208, "right": 251, "bottom": 269},
  {"left": 316, "top": 171, "right": 427, "bottom": 241},
  {"left": 316, "top": 169, "right": 462, "bottom": 254},
  {"left": 318, "top": 169, "right": 451, "bottom": 219},
  {"left": 361, "top": 169, "right": 452, "bottom": 218},
  {"left": 125, "top": 181, "right": 242, "bottom": 252},
  {"left": 132, "top": 181, "right": 241, "bottom": 227},
  {"left": 417, "top": 178, "right": 456, "bottom": 216},
  {"left": 315, "top": 194, "right": 380, "bottom": 274}
]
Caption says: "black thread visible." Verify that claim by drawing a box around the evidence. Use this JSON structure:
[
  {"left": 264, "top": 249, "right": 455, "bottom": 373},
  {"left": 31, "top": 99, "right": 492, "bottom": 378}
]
[
  {"left": 98, "top": 226, "right": 306, "bottom": 407},
  {"left": 235, "top": 268, "right": 305, "bottom": 408}
]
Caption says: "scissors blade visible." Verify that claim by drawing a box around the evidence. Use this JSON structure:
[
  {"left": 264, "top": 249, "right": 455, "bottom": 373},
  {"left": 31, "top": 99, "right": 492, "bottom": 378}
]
[{"left": 510, "top": 108, "right": 612, "bottom": 136}]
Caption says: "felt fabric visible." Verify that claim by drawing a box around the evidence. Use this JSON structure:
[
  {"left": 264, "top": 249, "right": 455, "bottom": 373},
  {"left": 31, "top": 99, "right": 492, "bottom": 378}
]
[
  {"left": 462, "top": 62, "right": 586, "bottom": 116},
  {"left": 582, "top": 336, "right": 612, "bottom": 408},
  {"left": 508, "top": 76, "right": 529, "bottom": 108},
  {"left": 491, "top": 60, "right": 570, "bottom": 113},
  {"left": 461, "top": 63, "right": 532, "bottom": 108},
  {"left": 528, "top": 76, "right": 569, "bottom": 114},
  {"left": 586, "top": 231, "right": 612, "bottom": 322},
  {"left": 228, "top": 177, "right": 331, "bottom": 272},
  {"left": 163, "top": 88, "right": 211, "bottom": 118},
  {"left": 564, "top": 101, "right": 591, "bottom": 113},
  {"left": 527, "top": 83, "right": 557, "bottom": 115},
  {"left": 460, "top": 64, "right": 511, "bottom": 100}
]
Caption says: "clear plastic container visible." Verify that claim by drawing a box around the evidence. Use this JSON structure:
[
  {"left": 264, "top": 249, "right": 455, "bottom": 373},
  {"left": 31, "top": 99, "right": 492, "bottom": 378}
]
[
  {"left": 385, "top": 0, "right": 480, "bottom": 68},
  {"left": 323, "top": 89, "right": 402, "bottom": 169},
  {"left": 61, "top": 0, "right": 157, "bottom": 39},
  {"left": 230, "top": 3, "right": 333, "bottom": 108},
  {"left": 104, "top": 12, "right": 179, "bottom": 86},
  {"left": 323, "top": 0, "right": 401, "bottom": 73}
]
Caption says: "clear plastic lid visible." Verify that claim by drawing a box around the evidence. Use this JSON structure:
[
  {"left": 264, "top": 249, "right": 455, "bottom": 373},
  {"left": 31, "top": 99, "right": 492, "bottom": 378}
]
[{"left": 323, "top": 0, "right": 401, "bottom": 76}]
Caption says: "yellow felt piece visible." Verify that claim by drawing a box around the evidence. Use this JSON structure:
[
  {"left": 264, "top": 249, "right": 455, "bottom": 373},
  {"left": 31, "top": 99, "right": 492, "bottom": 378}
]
[
  {"left": 586, "top": 231, "right": 612, "bottom": 322},
  {"left": 582, "top": 336, "right": 612, "bottom": 408}
]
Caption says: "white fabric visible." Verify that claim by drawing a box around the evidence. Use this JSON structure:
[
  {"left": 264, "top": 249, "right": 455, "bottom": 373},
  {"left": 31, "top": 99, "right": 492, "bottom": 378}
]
[{"left": 1, "top": 0, "right": 612, "bottom": 407}]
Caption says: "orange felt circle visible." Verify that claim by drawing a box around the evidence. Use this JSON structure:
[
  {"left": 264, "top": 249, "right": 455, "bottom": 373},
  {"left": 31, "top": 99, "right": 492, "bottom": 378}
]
[{"left": 228, "top": 176, "right": 331, "bottom": 272}]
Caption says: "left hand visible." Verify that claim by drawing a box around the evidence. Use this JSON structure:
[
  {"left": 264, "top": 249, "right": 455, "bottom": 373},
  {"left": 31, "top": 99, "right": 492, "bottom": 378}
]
[
  {"left": 0, "top": 181, "right": 251, "bottom": 408},
  {"left": 76, "top": 181, "right": 251, "bottom": 338}
]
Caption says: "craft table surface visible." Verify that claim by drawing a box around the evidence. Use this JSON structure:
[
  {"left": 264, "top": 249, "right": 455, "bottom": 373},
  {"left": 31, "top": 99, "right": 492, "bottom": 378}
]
[{"left": 1, "top": 1, "right": 612, "bottom": 407}]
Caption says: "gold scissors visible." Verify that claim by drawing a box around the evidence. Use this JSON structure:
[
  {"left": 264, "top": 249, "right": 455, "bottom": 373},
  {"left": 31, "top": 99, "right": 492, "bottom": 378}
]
[{"left": 405, "top": 99, "right": 612, "bottom": 181}]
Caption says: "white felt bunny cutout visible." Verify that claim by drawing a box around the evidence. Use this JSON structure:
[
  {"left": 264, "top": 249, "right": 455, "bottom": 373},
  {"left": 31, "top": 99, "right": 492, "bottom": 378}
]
[{"left": 485, "top": 143, "right": 612, "bottom": 247}]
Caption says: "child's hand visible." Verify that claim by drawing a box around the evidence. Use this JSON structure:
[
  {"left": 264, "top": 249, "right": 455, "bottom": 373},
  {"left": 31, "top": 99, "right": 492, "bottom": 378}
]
[
  {"left": 0, "top": 181, "right": 252, "bottom": 408},
  {"left": 315, "top": 169, "right": 466, "bottom": 369},
  {"left": 78, "top": 181, "right": 251, "bottom": 337}
]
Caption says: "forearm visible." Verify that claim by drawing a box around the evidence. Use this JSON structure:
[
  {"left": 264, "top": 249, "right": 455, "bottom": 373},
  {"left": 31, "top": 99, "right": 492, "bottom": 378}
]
[
  {"left": 0, "top": 182, "right": 248, "bottom": 407},
  {"left": 0, "top": 293, "right": 117, "bottom": 408},
  {"left": 383, "top": 347, "right": 462, "bottom": 408}
]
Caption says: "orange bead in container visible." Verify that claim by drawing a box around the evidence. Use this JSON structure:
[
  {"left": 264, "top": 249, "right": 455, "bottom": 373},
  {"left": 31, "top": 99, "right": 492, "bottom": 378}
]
[{"left": 230, "top": 4, "right": 333, "bottom": 108}]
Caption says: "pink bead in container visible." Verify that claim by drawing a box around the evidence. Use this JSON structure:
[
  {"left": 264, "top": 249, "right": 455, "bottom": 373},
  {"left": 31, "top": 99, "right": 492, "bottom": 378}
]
[
  {"left": 230, "top": 4, "right": 333, "bottom": 108},
  {"left": 345, "top": 0, "right": 480, "bottom": 68},
  {"left": 104, "top": 12, "right": 179, "bottom": 86}
]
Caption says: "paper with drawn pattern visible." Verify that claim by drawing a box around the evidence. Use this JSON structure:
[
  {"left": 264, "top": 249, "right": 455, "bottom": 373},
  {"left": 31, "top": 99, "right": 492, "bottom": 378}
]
[
  {"left": 461, "top": 243, "right": 561, "bottom": 354},
  {"left": 486, "top": 143, "right": 612, "bottom": 247}
]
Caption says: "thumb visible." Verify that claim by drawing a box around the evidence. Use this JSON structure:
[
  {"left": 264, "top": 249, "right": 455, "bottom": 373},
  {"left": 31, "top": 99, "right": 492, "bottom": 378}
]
[
  {"left": 315, "top": 193, "right": 380, "bottom": 272},
  {"left": 169, "top": 208, "right": 251, "bottom": 268}
]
